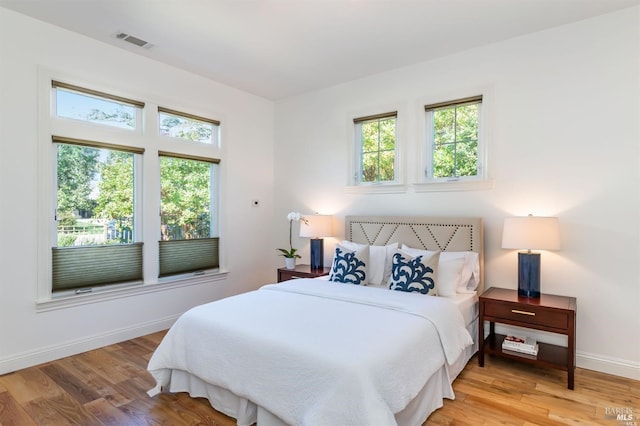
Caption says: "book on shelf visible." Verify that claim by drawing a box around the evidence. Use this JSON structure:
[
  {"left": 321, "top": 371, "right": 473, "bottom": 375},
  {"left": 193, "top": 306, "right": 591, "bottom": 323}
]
[
  {"left": 503, "top": 335, "right": 536, "bottom": 350},
  {"left": 502, "top": 341, "right": 539, "bottom": 356},
  {"left": 502, "top": 335, "right": 539, "bottom": 355}
]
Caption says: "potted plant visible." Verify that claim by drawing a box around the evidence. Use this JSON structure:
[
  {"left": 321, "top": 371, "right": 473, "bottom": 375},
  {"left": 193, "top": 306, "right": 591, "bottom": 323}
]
[{"left": 277, "top": 211, "right": 307, "bottom": 269}]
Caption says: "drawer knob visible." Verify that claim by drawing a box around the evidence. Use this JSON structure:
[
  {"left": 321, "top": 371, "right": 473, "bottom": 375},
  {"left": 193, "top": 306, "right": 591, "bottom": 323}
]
[{"left": 512, "top": 309, "right": 535, "bottom": 316}]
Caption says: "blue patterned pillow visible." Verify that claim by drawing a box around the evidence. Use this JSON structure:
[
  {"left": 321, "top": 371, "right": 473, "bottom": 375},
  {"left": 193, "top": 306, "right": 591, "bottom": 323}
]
[
  {"left": 329, "top": 244, "right": 369, "bottom": 285},
  {"left": 388, "top": 250, "right": 440, "bottom": 295}
]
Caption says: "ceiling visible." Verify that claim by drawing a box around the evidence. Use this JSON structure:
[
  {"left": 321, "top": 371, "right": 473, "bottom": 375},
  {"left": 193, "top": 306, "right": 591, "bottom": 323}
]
[{"left": 1, "top": 0, "right": 637, "bottom": 100}]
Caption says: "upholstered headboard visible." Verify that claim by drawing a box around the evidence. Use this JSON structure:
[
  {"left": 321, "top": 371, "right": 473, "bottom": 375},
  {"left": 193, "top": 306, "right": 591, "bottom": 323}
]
[{"left": 345, "top": 216, "right": 484, "bottom": 293}]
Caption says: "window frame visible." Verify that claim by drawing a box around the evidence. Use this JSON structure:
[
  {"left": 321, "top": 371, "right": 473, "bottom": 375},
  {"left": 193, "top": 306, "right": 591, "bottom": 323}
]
[
  {"left": 351, "top": 110, "right": 402, "bottom": 189},
  {"left": 158, "top": 151, "right": 220, "bottom": 278},
  {"left": 37, "top": 71, "right": 227, "bottom": 310},
  {"left": 415, "top": 93, "right": 493, "bottom": 192},
  {"left": 52, "top": 80, "right": 144, "bottom": 134},
  {"left": 51, "top": 136, "right": 144, "bottom": 295},
  {"left": 158, "top": 106, "right": 221, "bottom": 146},
  {"left": 425, "top": 95, "right": 482, "bottom": 182}
]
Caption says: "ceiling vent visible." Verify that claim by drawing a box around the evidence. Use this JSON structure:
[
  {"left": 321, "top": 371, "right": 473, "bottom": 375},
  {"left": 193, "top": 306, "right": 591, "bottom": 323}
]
[{"left": 115, "top": 32, "right": 150, "bottom": 48}]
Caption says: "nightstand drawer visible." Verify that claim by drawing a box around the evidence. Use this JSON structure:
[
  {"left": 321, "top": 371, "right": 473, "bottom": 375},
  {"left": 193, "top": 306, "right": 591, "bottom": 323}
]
[{"left": 485, "top": 302, "right": 569, "bottom": 330}]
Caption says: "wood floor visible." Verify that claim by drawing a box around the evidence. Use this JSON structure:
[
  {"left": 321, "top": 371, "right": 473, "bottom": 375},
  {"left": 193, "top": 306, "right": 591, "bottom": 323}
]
[{"left": 0, "top": 330, "right": 638, "bottom": 425}]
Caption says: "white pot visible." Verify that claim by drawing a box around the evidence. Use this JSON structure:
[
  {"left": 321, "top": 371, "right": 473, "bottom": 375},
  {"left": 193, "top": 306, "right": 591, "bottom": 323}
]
[{"left": 284, "top": 257, "right": 296, "bottom": 270}]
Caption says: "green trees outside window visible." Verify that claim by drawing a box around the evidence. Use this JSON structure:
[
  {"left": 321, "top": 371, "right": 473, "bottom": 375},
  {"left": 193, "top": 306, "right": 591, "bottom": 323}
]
[
  {"left": 357, "top": 114, "right": 396, "bottom": 183},
  {"left": 432, "top": 102, "right": 479, "bottom": 179},
  {"left": 56, "top": 144, "right": 135, "bottom": 247},
  {"left": 56, "top": 147, "right": 216, "bottom": 247},
  {"left": 160, "top": 156, "right": 214, "bottom": 241},
  {"left": 425, "top": 95, "right": 482, "bottom": 181}
]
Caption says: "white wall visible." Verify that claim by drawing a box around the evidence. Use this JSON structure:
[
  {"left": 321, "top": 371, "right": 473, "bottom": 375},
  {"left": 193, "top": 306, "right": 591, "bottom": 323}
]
[
  {"left": 0, "top": 8, "right": 276, "bottom": 373},
  {"left": 274, "top": 7, "right": 640, "bottom": 379}
]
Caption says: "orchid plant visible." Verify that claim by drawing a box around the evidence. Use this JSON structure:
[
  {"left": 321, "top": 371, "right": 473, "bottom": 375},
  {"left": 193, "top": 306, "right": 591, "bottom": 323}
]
[{"left": 277, "top": 211, "right": 308, "bottom": 258}]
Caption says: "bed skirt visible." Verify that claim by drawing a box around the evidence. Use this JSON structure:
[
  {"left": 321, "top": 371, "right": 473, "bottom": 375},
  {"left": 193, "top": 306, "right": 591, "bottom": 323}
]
[{"left": 166, "top": 364, "right": 452, "bottom": 426}]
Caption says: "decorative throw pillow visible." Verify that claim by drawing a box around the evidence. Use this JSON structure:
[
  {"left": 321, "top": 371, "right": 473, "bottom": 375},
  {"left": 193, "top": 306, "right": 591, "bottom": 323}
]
[
  {"left": 329, "top": 244, "right": 369, "bottom": 285},
  {"left": 401, "top": 245, "right": 480, "bottom": 293},
  {"left": 388, "top": 250, "right": 440, "bottom": 295}
]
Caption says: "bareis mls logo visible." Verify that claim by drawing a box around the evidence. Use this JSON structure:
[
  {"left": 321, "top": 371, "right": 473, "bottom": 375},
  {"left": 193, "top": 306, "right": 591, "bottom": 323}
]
[{"left": 605, "top": 407, "right": 635, "bottom": 425}]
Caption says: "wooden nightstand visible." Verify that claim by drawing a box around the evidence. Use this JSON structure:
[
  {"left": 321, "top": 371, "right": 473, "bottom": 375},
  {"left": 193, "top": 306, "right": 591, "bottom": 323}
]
[
  {"left": 277, "top": 264, "right": 331, "bottom": 282},
  {"left": 478, "top": 287, "right": 577, "bottom": 389}
]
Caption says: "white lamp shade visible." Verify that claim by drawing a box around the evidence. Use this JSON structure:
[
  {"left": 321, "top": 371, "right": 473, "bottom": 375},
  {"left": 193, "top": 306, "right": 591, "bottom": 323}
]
[
  {"left": 300, "top": 215, "right": 333, "bottom": 238},
  {"left": 502, "top": 216, "right": 560, "bottom": 250}
]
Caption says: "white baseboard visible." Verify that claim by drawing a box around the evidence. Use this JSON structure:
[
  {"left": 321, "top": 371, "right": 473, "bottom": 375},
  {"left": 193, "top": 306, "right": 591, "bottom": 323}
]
[
  {"left": 577, "top": 351, "right": 640, "bottom": 380},
  {"left": 0, "top": 315, "right": 179, "bottom": 375},
  {"left": 492, "top": 324, "right": 639, "bottom": 380}
]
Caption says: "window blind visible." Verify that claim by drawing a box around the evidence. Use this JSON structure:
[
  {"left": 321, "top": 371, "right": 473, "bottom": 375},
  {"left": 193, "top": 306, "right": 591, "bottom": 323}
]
[
  {"left": 158, "top": 106, "right": 221, "bottom": 126},
  {"left": 157, "top": 150, "right": 220, "bottom": 164},
  {"left": 52, "top": 243, "right": 143, "bottom": 291},
  {"left": 158, "top": 238, "right": 219, "bottom": 277},
  {"left": 52, "top": 80, "right": 145, "bottom": 108},
  {"left": 353, "top": 111, "right": 397, "bottom": 124},
  {"left": 424, "top": 95, "right": 482, "bottom": 111},
  {"left": 52, "top": 135, "right": 145, "bottom": 154}
]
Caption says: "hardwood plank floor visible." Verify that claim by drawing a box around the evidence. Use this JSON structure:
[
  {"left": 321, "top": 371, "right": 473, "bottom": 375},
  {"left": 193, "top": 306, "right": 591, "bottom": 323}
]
[{"left": 1, "top": 331, "right": 637, "bottom": 425}]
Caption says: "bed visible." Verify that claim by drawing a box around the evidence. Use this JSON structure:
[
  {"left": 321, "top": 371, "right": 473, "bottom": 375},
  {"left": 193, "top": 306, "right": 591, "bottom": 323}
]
[{"left": 147, "top": 216, "right": 484, "bottom": 425}]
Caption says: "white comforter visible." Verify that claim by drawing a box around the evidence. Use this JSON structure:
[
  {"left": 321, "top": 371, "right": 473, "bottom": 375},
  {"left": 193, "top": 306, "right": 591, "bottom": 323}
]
[{"left": 148, "top": 279, "right": 472, "bottom": 426}]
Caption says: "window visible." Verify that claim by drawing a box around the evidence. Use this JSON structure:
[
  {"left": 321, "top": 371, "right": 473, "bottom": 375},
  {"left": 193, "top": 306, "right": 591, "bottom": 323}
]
[
  {"left": 158, "top": 107, "right": 220, "bottom": 145},
  {"left": 43, "top": 78, "right": 224, "bottom": 303},
  {"left": 53, "top": 81, "right": 143, "bottom": 131},
  {"left": 425, "top": 96, "right": 482, "bottom": 181},
  {"left": 52, "top": 137, "right": 143, "bottom": 292},
  {"left": 159, "top": 153, "right": 219, "bottom": 277},
  {"left": 353, "top": 112, "right": 397, "bottom": 184}
]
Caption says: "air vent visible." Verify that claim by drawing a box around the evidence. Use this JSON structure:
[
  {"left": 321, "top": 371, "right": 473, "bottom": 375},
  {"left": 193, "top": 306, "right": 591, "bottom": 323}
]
[{"left": 115, "top": 32, "right": 150, "bottom": 48}]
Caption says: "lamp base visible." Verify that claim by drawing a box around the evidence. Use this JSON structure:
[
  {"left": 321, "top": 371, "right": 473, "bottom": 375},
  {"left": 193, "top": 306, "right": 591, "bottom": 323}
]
[
  {"left": 310, "top": 238, "right": 324, "bottom": 269},
  {"left": 518, "top": 252, "right": 540, "bottom": 298}
]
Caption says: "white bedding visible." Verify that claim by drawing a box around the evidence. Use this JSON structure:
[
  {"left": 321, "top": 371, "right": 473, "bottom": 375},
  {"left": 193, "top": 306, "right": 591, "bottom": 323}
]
[
  {"left": 449, "top": 291, "right": 479, "bottom": 328},
  {"left": 148, "top": 279, "right": 473, "bottom": 425}
]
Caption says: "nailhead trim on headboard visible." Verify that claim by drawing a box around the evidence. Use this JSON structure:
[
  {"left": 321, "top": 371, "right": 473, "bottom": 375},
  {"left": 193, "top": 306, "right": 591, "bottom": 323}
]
[{"left": 348, "top": 220, "right": 475, "bottom": 252}]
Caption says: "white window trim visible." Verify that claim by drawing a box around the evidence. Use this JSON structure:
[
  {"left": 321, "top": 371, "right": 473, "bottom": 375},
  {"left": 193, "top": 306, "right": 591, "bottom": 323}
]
[
  {"left": 415, "top": 88, "right": 493, "bottom": 191},
  {"left": 37, "top": 68, "right": 226, "bottom": 307},
  {"left": 411, "top": 179, "right": 495, "bottom": 193},
  {"left": 346, "top": 103, "right": 407, "bottom": 193},
  {"left": 344, "top": 183, "right": 407, "bottom": 195},
  {"left": 36, "top": 270, "right": 228, "bottom": 312}
]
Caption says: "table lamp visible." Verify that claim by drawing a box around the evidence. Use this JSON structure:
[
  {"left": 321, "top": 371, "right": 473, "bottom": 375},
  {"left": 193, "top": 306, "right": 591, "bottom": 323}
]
[
  {"left": 300, "top": 214, "right": 332, "bottom": 269},
  {"left": 501, "top": 215, "right": 560, "bottom": 298}
]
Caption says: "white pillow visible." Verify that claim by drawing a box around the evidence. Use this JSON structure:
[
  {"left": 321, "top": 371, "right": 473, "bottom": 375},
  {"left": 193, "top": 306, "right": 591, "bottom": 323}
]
[
  {"left": 461, "top": 251, "right": 480, "bottom": 292},
  {"left": 435, "top": 256, "right": 465, "bottom": 296},
  {"left": 401, "top": 245, "right": 480, "bottom": 294},
  {"left": 380, "top": 242, "right": 399, "bottom": 286},
  {"left": 341, "top": 241, "right": 398, "bottom": 286},
  {"left": 387, "top": 249, "right": 440, "bottom": 295},
  {"left": 329, "top": 243, "right": 369, "bottom": 285}
]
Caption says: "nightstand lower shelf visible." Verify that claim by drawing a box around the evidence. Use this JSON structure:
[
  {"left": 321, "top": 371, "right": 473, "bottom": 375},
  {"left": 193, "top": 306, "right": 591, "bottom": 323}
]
[{"left": 484, "top": 333, "right": 569, "bottom": 371}]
